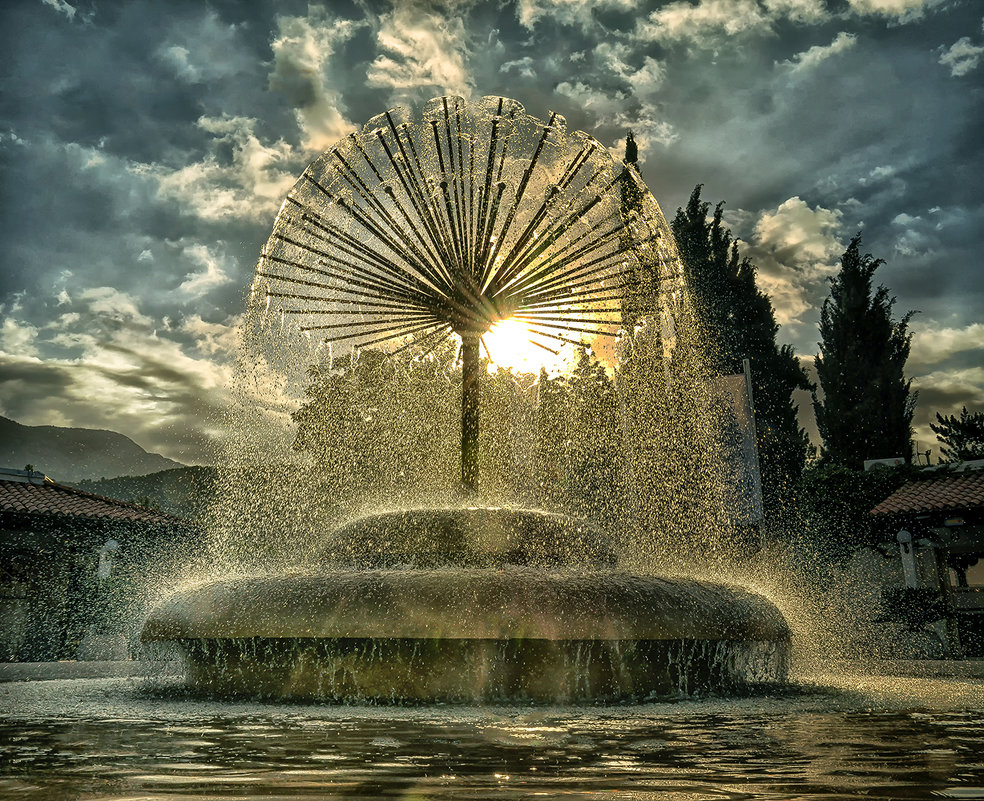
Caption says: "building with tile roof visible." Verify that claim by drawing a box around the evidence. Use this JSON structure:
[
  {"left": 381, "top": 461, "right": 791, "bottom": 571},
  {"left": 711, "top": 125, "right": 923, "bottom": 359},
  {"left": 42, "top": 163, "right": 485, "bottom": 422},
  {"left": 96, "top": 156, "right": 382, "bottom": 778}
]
[
  {"left": 0, "top": 467, "right": 195, "bottom": 662},
  {"left": 0, "top": 469, "right": 184, "bottom": 525},
  {"left": 871, "top": 460, "right": 984, "bottom": 657}
]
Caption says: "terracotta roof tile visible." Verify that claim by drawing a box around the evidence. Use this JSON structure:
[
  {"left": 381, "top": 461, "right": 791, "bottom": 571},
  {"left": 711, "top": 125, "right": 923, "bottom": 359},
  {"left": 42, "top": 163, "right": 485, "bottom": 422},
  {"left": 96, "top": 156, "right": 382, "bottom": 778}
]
[
  {"left": 0, "top": 478, "right": 181, "bottom": 525},
  {"left": 872, "top": 469, "right": 984, "bottom": 517}
]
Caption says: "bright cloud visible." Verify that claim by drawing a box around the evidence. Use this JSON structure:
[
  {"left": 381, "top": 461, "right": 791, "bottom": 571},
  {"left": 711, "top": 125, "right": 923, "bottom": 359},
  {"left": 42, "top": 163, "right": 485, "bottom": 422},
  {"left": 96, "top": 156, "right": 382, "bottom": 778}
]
[
  {"left": 180, "top": 314, "right": 242, "bottom": 358},
  {"left": 909, "top": 323, "right": 984, "bottom": 367},
  {"left": 911, "top": 365, "right": 984, "bottom": 450},
  {"left": 149, "top": 115, "right": 296, "bottom": 222},
  {"left": 367, "top": 3, "right": 473, "bottom": 102},
  {"left": 0, "top": 292, "right": 236, "bottom": 463},
  {"left": 516, "top": 0, "right": 635, "bottom": 30},
  {"left": 939, "top": 35, "right": 984, "bottom": 77},
  {"left": 556, "top": 43, "right": 675, "bottom": 153},
  {"left": 0, "top": 318, "right": 40, "bottom": 358},
  {"left": 176, "top": 244, "right": 235, "bottom": 300},
  {"left": 637, "top": 0, "right": 825, "bottom": 44},
  {"left": 269, "top": 8, "right": 361, "bottom": 152},
  {"left": 77, "top": 287, "right": 152, "bottom": 327},
  {"left": 739, "top": 198, "right": 844, "bottom": 328},
  {"left": 501, "top": 57, "right": 536, "bottom": 78},
  {"left": 846, "top": 0, "right": 946, "bottom": 21},
  {"left": 782, "top": 32, "right": 857, "bottom": 73},
  {"left": 41, "top": 0, "right": 77, "bottom": 21},
  {"left": 641, "top": 0, "right": 771, "bottom": 42}
]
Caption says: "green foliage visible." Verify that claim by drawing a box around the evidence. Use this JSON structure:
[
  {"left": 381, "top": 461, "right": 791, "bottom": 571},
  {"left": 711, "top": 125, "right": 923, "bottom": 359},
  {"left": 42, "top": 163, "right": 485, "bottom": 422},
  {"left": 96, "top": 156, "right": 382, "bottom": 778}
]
[
  {"left": 781, "top": 463, "right": 909, "bottom": 565},
  {"left": 671, "top": 185, "right": 811, "bottom": 518},
  {"left": 291, "top": 344, "right": 622, "bottom": 522},
  {"left": 930, "top": 406, "right": 984, "bottom": 462},
  {"left": 875, "top": 587, "right": 952, "bottom": 633},
  {"left": 76, "top": 466, "right": 217, "bottom": 521},
  {"left": 533, "top": 349, "right": 623, "bottom": 528},
  {"left": 813, "top": 234, "right": 916, "bottom": 468},
  {"left": 292, "top": 345, "right": 460, "bottom": 505}
]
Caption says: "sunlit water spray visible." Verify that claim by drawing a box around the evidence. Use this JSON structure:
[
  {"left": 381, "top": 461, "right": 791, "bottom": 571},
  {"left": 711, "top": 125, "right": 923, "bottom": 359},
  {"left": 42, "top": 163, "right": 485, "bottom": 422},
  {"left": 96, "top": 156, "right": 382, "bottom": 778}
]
[{"left": 143, "top": 96, "right": 793, "bottom": 701}]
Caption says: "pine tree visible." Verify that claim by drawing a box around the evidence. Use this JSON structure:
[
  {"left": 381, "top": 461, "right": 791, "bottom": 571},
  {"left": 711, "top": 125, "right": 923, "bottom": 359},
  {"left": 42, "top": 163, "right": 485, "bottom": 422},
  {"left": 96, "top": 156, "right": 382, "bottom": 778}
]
[
  {"left": 671, "top": 185, "right": 811, "bottom": 516},
  {"left": 813, "top": 234, "right": 916, "bottom": 467},
  {"left": 930, "top": 406, "right": 984, "bottom": 462}
]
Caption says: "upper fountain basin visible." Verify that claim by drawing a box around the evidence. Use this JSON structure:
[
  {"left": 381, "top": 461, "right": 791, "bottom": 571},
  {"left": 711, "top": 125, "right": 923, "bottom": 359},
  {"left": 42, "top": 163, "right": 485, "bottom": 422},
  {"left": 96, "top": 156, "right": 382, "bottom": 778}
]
[{"left": 319, "top": 507, "right": 617, "bottom": 569}]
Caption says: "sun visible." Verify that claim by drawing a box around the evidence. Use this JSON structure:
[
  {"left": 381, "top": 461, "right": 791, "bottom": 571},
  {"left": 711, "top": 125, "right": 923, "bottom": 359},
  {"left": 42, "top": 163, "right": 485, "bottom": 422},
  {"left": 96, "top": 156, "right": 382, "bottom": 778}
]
[{"left": 480, "top": 317, "right": 580, "bottom": 375}]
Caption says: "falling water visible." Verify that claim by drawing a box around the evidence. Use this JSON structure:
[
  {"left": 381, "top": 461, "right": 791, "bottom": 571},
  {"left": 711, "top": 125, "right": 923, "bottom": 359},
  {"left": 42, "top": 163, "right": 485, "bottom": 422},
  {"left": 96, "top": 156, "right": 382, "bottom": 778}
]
[{"left": 141, "top": 96, "right": 791, "bottom": 702}]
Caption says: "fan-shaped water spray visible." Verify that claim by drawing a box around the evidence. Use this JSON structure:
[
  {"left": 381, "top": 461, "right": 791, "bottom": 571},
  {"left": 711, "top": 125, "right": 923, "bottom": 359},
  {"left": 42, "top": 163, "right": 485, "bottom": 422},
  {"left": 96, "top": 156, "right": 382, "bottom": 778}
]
[{"left": 252, "top": 95, "right": 682, "bottom": 491}]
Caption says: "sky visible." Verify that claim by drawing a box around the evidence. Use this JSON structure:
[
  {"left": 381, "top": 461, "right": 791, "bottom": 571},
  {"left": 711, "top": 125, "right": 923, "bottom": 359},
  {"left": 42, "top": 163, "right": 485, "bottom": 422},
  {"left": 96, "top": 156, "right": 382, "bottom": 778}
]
[{"left": 0, "top": 0, "right": 982, "bottom": 467}]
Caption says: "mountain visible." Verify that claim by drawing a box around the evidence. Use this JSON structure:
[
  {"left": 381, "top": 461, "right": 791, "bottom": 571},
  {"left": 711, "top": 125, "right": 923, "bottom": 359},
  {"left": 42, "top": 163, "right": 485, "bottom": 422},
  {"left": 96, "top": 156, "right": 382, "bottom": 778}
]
[
  {"left": 76, "top": 466, "right": 219, "bottom": 521},
  {"left": 0, "top": 416, "right": 186, "bottom": 482}
]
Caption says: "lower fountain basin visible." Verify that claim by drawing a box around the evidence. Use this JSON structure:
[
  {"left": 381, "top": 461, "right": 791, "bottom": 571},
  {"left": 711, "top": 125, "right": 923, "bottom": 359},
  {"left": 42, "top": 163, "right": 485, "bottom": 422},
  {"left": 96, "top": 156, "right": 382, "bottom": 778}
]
[{"left": 142, "top": 569, "right": 791, "bottom": 702}]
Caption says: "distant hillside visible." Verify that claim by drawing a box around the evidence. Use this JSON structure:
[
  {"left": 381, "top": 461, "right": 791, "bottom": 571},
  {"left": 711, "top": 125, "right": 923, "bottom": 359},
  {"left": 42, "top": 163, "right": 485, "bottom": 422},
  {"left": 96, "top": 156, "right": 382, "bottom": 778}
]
[
  {"left": 0, "top": 416, "right": 185, "bottom": 482},
  {"left": 76, "top": 466, "right": 219, "bottom": 521}
]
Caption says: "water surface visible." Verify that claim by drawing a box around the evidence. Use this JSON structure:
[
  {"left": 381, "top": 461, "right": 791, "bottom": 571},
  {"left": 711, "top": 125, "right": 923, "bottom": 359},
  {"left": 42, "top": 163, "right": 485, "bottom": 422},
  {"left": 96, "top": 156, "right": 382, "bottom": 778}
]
[{"left": 1, "top": 673, "right": 982, "bottom": 799}]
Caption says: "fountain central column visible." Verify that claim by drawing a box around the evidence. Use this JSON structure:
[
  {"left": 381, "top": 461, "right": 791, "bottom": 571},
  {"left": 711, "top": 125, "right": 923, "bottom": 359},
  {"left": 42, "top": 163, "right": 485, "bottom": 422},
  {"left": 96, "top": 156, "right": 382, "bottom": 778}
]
[{"left": 460, "top": 332, "right": 481, "bottom": 494}]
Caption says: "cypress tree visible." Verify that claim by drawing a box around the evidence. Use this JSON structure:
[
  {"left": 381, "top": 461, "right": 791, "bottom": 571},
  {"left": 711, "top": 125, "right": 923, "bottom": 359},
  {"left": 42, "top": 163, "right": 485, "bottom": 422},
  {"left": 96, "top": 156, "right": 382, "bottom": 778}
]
[
  {"left": 813, "top": 234, "right": 916, "bottom": 467},
  {"left": 671, "top": 185, "right": 812, "bottom": 515}
]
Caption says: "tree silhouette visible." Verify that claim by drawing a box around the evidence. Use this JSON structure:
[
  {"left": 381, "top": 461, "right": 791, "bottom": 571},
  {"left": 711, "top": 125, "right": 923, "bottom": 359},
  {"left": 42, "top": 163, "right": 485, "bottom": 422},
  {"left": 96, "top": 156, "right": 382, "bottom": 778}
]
[
  {"left": 813, "top": 234, "right": 916, "bottom": 467},
  {"left": 930, "top": 406, "right": 984, "bottom": 462},
  {"left": 671, "top": 185, "right": 811, "bottom": 516}
]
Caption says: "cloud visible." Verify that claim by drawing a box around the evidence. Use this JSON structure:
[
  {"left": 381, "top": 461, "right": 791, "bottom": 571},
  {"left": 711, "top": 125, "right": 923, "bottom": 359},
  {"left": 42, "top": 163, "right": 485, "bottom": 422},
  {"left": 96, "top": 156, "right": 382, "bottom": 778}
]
[
  {"left": 501, "top": 57, "right": 536, "bottom": 79},
  {"left": 0, "top": 291, "right": 236, "bottom": 464},
  {"left": 909, "top": 323, "right": 984, "bottom": 367},
  {"left": 269, "top": 7, "right": 362, "bottom": 152},
  {"left": 939, "top": 35, "right": 984, "bottom": 77},
  {"left": 555, "top": 80, "right": 627, "bottom": 121},
  {"left": 41, "top": 0, "right": 77, "bottom": 21},
  {"left": 176, "top": 244, "right": 235, "bottom": 300},
  {"left": 77, "top": 287, "right": 152, "bottom": 327},
  {"left": 149, "top": 115, "right": 297, "bottom": 222},
  {"left": 781, "top": 32, "right": 857, "bottom": 74},
  {"left": 911, "top": 366, "right": 984, "bottom": 452},
  {"left": 180, "top": 314, "right": 242, "bottom": 358},
  {"left": 738, "top": 198, "right": 844, "bottom": 328},
  {"left": 641, "top": 0, "right": 769, "bottom": 42},
  {"left": 638, "top": 0, "right": 825, "bottom": 45},
  {"left": 846, "top": 0, "right": 946, "bottom": 22},
  {"left": 0, "top": 318, "right": 40, "bottom": 358},
  {"left": 593, "top": 42, "right": 666, "bottom": 103},
  {"left": 156, "top": 12, "right": 253, "bottom": 86},
  {"left": 157, "top": 15, "right": 247, "bottom": 84},
  {"left": 367, "top": 3, "right": 473, "bottom": 102},
  {"left": 515, "top": 0, "right": 635, "bottom": 30},
  {"left": 637, "top": 0, "right": 939, "bottom": 47},
  {"left": 555, "top": 42, "right": 675, "bottom": 153},
  {"left": 890, "top": 210, "right": 937, "bottom": 258}
]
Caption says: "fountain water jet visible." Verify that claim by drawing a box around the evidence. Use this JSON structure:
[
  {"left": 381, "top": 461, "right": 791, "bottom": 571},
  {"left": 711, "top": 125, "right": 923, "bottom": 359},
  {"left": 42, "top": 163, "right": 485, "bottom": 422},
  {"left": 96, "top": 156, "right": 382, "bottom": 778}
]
[{"left": 142, "top": 96, "right": 791, "bottom": 701}]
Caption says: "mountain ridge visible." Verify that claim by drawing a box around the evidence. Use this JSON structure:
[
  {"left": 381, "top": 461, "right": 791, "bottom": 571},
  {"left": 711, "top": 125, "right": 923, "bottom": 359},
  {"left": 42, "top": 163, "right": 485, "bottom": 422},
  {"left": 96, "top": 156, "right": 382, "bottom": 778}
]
[{"left": 0, "top": 415, "right": 187, "bottom": 482}]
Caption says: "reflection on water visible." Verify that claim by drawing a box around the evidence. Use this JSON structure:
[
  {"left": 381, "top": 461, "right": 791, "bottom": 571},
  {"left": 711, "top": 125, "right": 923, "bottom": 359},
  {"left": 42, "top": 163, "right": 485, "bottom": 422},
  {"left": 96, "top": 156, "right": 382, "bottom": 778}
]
[{"left": 1, "top": 675, "right": 983, "bottom": 799}]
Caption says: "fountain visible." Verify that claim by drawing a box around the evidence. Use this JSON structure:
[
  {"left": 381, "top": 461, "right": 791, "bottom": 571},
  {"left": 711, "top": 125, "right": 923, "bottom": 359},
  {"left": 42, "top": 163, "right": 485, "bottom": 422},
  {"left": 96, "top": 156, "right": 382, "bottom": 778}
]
[{"left": 142, "top": 96, "right": 791, "bottom": 701}]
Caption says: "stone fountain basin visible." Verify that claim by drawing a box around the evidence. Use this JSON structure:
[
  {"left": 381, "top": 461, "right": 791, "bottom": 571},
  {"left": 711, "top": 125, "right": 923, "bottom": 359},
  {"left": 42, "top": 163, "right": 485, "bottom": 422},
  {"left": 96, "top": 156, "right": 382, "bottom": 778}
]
[
  {"left": 141, "top": 569, "right": 790, "bottom": 703},
  {"left": 142, "top": 507, "right": 792, "bottom": 701},
  {"left": 142, "top": 569, "right": 788, "bottom": 642}
]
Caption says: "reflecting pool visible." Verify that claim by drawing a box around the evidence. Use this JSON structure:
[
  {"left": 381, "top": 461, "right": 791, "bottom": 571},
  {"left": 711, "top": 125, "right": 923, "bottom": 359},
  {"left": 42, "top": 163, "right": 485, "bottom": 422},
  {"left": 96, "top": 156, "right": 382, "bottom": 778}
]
[{"left": 2, "top": 672, "right": 983, "bottom": 799}]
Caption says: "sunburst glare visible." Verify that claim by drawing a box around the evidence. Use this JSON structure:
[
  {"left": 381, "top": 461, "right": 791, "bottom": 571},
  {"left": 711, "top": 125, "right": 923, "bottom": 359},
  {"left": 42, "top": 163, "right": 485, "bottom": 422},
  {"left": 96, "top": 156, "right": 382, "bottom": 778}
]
[{"left": 481, "top": 317, "right": 579, "bottom": 375}]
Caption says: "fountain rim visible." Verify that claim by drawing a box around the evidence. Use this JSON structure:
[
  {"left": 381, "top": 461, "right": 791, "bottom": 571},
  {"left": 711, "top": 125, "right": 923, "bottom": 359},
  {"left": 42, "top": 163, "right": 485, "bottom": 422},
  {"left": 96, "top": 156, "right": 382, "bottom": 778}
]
[{"left": 141, "top": 569, "right": 791, "bottom": 644}]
